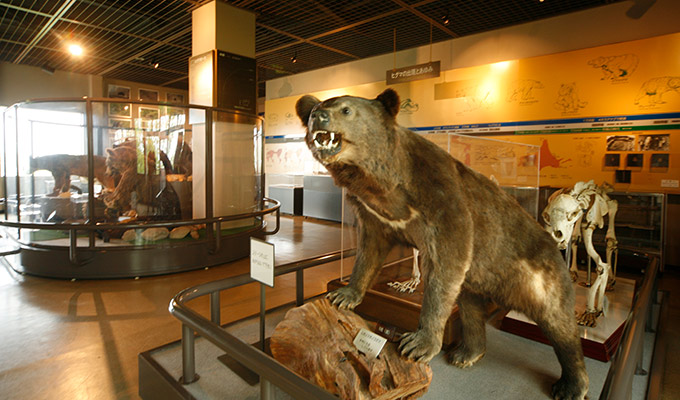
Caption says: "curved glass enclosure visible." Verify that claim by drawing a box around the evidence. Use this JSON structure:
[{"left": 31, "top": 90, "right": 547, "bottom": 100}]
[{"left": 1, "top": 98, "right": 278, "bottom": 279}]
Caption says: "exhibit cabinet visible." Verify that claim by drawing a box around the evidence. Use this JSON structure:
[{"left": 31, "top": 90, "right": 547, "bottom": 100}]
[{"left": 0, "top": 98, "right": 279, "bottom": 278}]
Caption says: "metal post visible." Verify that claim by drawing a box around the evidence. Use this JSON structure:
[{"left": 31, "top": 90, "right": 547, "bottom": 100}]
[
  {"left": 85, "top": 99, "right": 95, "bottom": 247},
  {"left": 205, "top": 110, "right": 214, "bottom": 250},
  {"left": 296, "top": 269, "right": 304, "bottom": 306},
  {"left": 260, "top": 377, "right": 273, "bottom": 400},
  {"left": 69, "top": 229, "right": 78, "bottom": 264},
  {"left": 210, "top": 291, "right": 220, "bottom": 325},
  {"left": 181, "top": 324, "right": 199, "bottom": 384},
  {"left": 260, "top": 283, "right": 266, "bottom": 352},
  {"left": 2, "top": 106, "right": 8, "bottom": 221}
]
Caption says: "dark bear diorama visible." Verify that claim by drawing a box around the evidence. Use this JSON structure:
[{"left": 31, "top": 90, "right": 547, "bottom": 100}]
[{"left": 296, "top": 89, "right": 589, "bottom": 399}]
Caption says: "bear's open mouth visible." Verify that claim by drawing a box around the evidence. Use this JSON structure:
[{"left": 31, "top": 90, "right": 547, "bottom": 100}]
[{"left": 312, "top": 130, "right": 342, "bottom": 156}]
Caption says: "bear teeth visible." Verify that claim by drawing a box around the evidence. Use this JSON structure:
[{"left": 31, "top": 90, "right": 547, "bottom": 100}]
[{"left": 313, "top": 130, "right": 340, "bottom": 151}]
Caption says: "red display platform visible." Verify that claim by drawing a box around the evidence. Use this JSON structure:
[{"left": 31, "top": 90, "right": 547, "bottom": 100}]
[{"left": 501, "top": 271, "right": 636, "bottom": 362}]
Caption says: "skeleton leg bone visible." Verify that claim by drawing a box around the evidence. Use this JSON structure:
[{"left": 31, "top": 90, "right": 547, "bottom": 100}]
[
  {"left": 577, "top": 227, "right": 611, "bottom": 327},
  {"left": 388, "top": 248, "right": 421, "bottom": 293},
  {"left": 605, "top": 199, "right": 618, "bottom": 291}
]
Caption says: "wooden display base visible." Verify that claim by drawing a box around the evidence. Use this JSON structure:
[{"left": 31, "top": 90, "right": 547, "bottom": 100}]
[
  {"left": 501, "top": 270, "right": 636, "bottom": 362},
  {"left": 327, "top": 259, "right": 461, "bottom": 346}
]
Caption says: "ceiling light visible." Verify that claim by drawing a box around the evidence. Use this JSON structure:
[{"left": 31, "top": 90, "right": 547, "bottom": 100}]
[
  {"left": 291, "top": 52, "right": 297, "bottom": 63},
  {"left": 441, "top": 14, "right": 450, "bottom": 25},
  {"left": 68, "top": 43, "right": 83, "bottom": 56}
]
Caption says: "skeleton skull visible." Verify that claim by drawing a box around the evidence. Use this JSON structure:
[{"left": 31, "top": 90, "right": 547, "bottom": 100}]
[{"left": 542, "top": 193, "right": 583, "bottom": 250}]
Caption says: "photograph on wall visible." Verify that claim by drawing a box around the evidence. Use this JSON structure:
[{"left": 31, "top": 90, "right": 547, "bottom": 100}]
[
  {"left": 108, "top": 84, "right": 130, "bottom": 99},
  {"left": 109, "top": 118, "right": 132, "bottom": 129},
  {"left": 604, "top": 153, "right": 620, "bottom": 167},
  {"left": 626, "top": 153, "right": 643, "bottom": 167},
  {"left": 139, "top": 107, "right": 160, "bottom": 120},
  {"left": 650, "top": 153, "right": 669, "bottom": 168},
  {"left": 139, "top": 89, "right": 159, "bottom": 102},
  {"left": 166, "top": 93, "right": 185, "bottom": 104},
  {"left": 606, "top": 135, "right": 635, "bottom": 151},
  {"left": 109, "top": 103, "right": 131, "bottom": 117},
  {"left": 638, "top": 134, "right": 670, "bottom": 151}
]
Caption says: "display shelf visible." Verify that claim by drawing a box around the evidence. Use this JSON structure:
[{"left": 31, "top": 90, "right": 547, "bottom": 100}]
[{"left": 501, "top": 270, "right": 636, "bottom": 362}]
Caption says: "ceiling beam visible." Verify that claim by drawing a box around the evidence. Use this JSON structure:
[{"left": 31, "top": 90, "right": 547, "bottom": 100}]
[
  {"left": 0, "top": 2, "right": 191, "bottom": 51},
  {"left": 97, "top": 27, "right": 191, "bottom": 76},
  {"left": 256, "top": 23, "right": 359, "bottom": 60},
  {"left": 13, "top": 0, "right": 78, "bottom": 64},
  {"left": 389, "top": 0, "right": 459, "bottom": 38}
]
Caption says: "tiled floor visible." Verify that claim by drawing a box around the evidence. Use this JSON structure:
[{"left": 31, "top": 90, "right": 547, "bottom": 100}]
[{"left": 0, "top": 215, "right": 677, "bottom": 399}]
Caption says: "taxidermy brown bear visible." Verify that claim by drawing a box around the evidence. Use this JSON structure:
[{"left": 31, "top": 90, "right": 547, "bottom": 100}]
[{"left": 296, "top": 89, "right": 588, "bottom": 400}]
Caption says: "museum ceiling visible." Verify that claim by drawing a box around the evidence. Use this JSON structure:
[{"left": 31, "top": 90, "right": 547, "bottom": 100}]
[{"left": 0, "top": 0, "right": 625, "bottom": 95}]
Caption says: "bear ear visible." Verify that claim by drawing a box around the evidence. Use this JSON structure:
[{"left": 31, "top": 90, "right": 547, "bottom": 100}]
[
  {"left": 296, "top": 95, "right": 320, "bottom": 126},
  {"left": 376, "top": 88, "right": 400, "bottom": 117}
]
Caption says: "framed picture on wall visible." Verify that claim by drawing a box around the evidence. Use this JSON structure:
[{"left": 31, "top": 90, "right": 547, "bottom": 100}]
[
  {"left": 139, "top": 107, "right": 159, "bottom": 120},
  {"left": 604, "top": 153, "right": 620, "bottom": 167},
  {"left": 107, "top": 84, "right": 130, "bottom": 99},
  {"left": 650, "top": 153, "right": 669, "bottom": 168},
  {"left": 139, "top": 89, "right": 159, "bottom": 102},
  {"left": 109, "top": 118, "right": 132, "bottom": 129},
  {"left": 606, "top": 135, "right": 635, "bottom": 151},
  {"left": 638, "top": 134, "right": 670, "bottom": 151},
  {"left": 166, "top": 93, "right": 185, "bottom": 104},
  {"left": 109, "top": 103, "right": 131, "bottom": 117},
  {"left": 626, "top": 153, "right": 643, "bottom": 168}
]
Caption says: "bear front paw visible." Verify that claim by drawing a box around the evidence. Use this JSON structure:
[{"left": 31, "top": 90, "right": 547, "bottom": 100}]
[
  {"left": 326, "top": 286, "right": 363, "bottom": 310},
  {"left": 398, "top": 330, "right": 441, "bottom": 363}
]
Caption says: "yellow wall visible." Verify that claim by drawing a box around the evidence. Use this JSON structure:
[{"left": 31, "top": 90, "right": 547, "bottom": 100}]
[{"left": 265, "top": 33, "right": 680, "bottom": 193}]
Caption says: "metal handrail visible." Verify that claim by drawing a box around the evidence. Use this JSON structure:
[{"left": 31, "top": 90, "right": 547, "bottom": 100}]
[
  {"left": 169, "top": 249, "right": 356, "bottom": 400},
  {"left": 600, "top": 256, "right": 659, "bottom": 400}
]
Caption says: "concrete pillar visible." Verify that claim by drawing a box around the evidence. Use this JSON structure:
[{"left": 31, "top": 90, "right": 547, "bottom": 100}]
[{"left": 189, "top": 1, "right": 258, "bottom": 225}]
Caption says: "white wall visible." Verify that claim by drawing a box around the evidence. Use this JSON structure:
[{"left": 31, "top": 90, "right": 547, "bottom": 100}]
[
  {"left": 266, "top": 0, "right": 680, "bottom": 100},
  {"left": 0, "top": 62, "right": 103, "bottom": 106}
]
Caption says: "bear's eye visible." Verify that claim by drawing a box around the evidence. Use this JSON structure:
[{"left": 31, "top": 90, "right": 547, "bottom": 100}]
[{"left": 341, "top": 107, "right": 351, "bottom": 115}]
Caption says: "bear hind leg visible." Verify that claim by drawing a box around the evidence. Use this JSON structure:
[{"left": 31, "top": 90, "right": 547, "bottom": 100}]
[
  {"left": 447, "top": 289, "right": 487, "bottom": 368},
  {"left": 535, "top": 312, "right": 589, "bottom": 400}
]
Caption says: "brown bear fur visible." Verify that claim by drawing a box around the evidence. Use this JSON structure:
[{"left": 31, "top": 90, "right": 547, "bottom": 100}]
[
  {"left": 101, "top": 140, "right": 179, "bottom": 218},
  {"left": 296, "top": 89, "right": 588, "bottom": 399}
]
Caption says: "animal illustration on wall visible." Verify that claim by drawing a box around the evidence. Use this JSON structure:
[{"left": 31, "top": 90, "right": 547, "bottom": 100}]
[
  {"left": 542, "top": 180, "right": 618, "bottom": 327},
  {"left": 634, "top": 76, "right": 680, "bottom": 106},
  {"left": 30, "top": 154, "right": 115, "bottom": 196},
  {"left": 554, "top": 83, "right": 587, "bottom": 113},
  {"left": 587, "top": 54, "right": 639, "bottom": 80},
  {"left": 296, "top": 89, "right": 588, "bottom": 399}
]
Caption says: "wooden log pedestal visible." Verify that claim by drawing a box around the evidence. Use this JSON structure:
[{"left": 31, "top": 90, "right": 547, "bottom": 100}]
[
  {"left": 327, "top": 260, "right": 461, "bottom": 346},
  {"left": 270, "top": 298, "right": 433, "bottom": 400}
]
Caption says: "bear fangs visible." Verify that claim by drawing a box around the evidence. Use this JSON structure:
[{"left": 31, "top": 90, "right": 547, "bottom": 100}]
[{"left": 312, "top": 130, "right": 340, "bottom": 152}]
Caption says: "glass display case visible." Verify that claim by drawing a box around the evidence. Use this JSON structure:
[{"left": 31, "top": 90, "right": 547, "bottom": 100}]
[{"left": 1, "top": 98, "right": 278, "bottom": 278}]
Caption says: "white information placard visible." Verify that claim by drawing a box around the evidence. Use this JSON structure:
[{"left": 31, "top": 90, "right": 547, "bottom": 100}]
[
  {"left": 250, "top": 237, "right": 274, "bottom": 287},
  {"left": 353, "top": 328, "right": 387, "bottom": 359}
]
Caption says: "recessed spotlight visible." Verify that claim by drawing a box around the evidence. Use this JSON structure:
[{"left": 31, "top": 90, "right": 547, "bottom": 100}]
[
  {"left": 68, "top": 43, "right": 83, "bottom": 56},
  {"left": 291, "top": 53, "right": 297, "bottom": 63}
]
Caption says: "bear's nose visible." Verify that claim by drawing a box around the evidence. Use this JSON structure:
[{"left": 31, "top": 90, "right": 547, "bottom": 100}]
[{"left": 311, "top": 109, "right": 329, "bottom": 125}]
